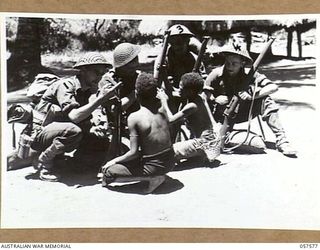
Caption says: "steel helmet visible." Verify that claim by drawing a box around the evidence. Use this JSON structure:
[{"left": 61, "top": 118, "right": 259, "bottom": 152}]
[
  {"left": 113, "top": 43, "right": 141, "bottom": 68},
  {"left": 168, "top": 24, "right": 194, "bottom": 37},
  {"left": 219, "top": 42, "right": 253, "bottom": 63},
  {"left": 73, "top": 52, "right": 112, "bottom": 69}
]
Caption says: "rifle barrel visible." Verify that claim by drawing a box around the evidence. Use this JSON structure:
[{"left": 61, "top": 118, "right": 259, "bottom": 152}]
[
  {"left": 193, "top": 36, "right": 210, "bottom": 72},
  {"left": 154, "top": 30, "right": 171, "bottom": 84}
]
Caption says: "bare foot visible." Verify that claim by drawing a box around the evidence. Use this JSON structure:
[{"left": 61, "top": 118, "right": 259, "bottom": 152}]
[{"left": 143, "top": 175, "right": 166, "bottom": 194}]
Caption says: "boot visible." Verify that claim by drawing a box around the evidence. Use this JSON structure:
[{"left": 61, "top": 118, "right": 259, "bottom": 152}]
[
  {"left": 276, "top": 141, "right": 297, "bottom": 157},
  {"left": 265, "top": 112, "right": 297, "bottom": 157},
  {"left": 39, "top": 164, "right": 60, "bottom": 182},
  {"left": 37, "top": 143, "right": 62, "bottom": 181}
]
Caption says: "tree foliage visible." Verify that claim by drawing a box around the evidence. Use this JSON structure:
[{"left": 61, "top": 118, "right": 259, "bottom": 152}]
[{"left": 6, "top": 17, "right": 156, "bottom": 53}]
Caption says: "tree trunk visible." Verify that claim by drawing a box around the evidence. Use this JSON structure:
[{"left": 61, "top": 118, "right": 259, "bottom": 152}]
[
  {"left": 287, "top": 28, "right": 293, "bottom": 58},
  {"left": 266, "top": 30, "right": 274, "bottom": 56},
  {"left": 245, "top": 30, "right": 252, "bottom": 53},
  {"left": 296, "top": 28, "right": 302, "bottom": 58},
  {"left": 7, "top": 17, "right": 48, "bottom": 91}
]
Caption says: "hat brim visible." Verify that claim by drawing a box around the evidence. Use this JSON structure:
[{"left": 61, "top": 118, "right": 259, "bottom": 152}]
[
  {"left": 73, "top": 62, "right": 112, "bottom": 69},
  {"left": 220, "top": 50, "right": 253, "bottom": 63}
]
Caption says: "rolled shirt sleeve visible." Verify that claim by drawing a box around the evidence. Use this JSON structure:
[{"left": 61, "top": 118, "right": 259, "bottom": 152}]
[{"left": 55, "top": 79, "right": 81, "bottom": 114}]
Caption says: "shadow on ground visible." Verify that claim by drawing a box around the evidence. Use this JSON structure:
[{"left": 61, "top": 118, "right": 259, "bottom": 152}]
[
  {"left": 260, "top": 65, "right": 315, "bottom": 83},
  {"left": 173, "top": 158, "right": 221, "bottom": 171},
  {"left": 103, "top": 175, "right": 184, "bottom": 195},
  {"left": 275, "top": 99, "right": 315, "bottom": 110},
  {"left": 24, "top": 167, "right": 101, "bottom": 187}
]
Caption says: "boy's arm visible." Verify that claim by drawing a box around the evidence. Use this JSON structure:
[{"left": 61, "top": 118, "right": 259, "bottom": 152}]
[
  {"left": 158, "top": 89, "right": 197, "bottom": 123},
  {"left": 171, "top": 103, "right": 198, "bottom": 124},
  {"left": 104, "top": 114, "right": 140, "bottom": 167}
]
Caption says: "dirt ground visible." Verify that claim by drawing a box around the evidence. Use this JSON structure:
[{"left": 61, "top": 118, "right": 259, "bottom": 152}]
[{"left": 1, "top": 58, "right": 319, "bottom": 230}]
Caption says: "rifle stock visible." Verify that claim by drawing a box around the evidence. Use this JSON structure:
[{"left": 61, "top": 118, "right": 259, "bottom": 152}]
[{"left": 220, "top": 38, "right": 275, "bottom": 148}]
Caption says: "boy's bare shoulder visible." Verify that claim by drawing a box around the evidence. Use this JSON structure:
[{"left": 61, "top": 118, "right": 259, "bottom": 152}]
[
  {"left": 128, "top": 107, "right": 151, "bottom": 122},
  {"left": 180, "top": 102, "right": 198, "bottom": 117},
  {"left": 127, "top": 109, "right": 142, "bottom": 122},
  {"left": 183, "top": 102, "right": 198, "bottom": 111}
]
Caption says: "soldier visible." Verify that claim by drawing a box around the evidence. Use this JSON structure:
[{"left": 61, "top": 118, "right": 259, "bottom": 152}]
[
  {"left": 28, "top": 52, "right": 119, "bottom": 181},
  {"left": 100, "top": 43, "right": 142, "bottom": 161},
  {"left": 154, "top": 24, "right": 207, "bottom": 141},
  {"left": 204, "top": 42, "right": 297, "bottom": 157},
  {"left": 154, "top": 24, "right": 206, "bottom": 90},
  {"left": 105, "top": 42, "right": 142, "bottom": 115}
]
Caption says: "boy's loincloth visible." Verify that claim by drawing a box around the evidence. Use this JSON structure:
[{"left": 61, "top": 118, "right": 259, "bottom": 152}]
[
  {"left": 141, "top": 147, "right": 175, "bottom": 175},
  {"left": 103, "top": 147, "right": 175, "bottom": 180}
]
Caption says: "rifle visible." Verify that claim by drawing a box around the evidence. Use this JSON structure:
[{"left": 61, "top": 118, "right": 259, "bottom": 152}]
[
  {"left": 113, "top": 84, "right": 123, "bottom": 156},
  {"left": 98, "top": 77, "right": 123, "bottom": 157},
  {"left": 154, "top": 30, "right": 171, "bottom": 90},
  {"left": 192, "top": 36, "right": 217, "bottom": 129},
  {"left": 12, "top": 123, "right": 16, "bottom": 149},
  {"left": 220, "top": 38, "right": 275, "bottom": 150},
  {"left": 192, "top": 36, "right": 210, "bottom": 73}
]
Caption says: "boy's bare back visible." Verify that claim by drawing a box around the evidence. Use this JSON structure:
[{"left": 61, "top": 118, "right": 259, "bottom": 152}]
[
  {"left": 129, "top": 106, "right": 172, "bottom": 156},
  {"left": 184, "top": 96, "right": 213, "bottom": 137}
]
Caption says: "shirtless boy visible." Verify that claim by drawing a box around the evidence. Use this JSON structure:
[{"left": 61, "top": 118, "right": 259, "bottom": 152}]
[
  {"left": 158, "top": 72, "right": 221, "bottom": 162},
  {"left": 101, "top": 73, "right": 175, "bottom": 193}
]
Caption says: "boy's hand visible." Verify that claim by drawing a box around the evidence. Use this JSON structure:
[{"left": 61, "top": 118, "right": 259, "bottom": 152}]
[
  {"left": 103, "top": 160, "right": 116, "bottom": 169},
  {"left": 172, "top": 87, "right": 181, "bottom": 97},
  {"left": 215, "top": 95, "right": 229, "bottom": 105},
  {"left": 238, "top": 91, "right": 252, "bottom": 100},
  {"left": 157, "top": 88, "right": 169, "bottom": 101}
]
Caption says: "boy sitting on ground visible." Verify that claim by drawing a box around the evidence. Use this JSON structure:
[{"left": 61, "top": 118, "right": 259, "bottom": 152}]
[
  {"left": 101, "top": 73, "right": 175, "bottom": 194},
  {"left": 157, "top": 72, "right": 221, "bottom": 163}
]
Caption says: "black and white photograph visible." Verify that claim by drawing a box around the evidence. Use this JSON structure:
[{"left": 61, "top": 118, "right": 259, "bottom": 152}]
[{"left": 1, "top": 13, "right": 319, "bottom": 229}]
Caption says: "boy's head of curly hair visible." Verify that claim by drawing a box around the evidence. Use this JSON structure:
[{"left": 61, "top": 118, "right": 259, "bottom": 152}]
[
  {"left": 180, "top": 72, "right": 204, "bottom": 95},
  {"left": 135, "top": 72, "right": 158, "bottom": 101}
]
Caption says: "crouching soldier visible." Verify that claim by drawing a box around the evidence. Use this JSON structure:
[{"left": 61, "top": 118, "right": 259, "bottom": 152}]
[
  {"left": 28, "top": 52, "right": 119, "bottom": 181},
  {"left": 204, "top": 42, "right": 297, "bottom": 157},
  {"left": 101, "top": 73, "right": 175, "bottom": 194},
  {"left": 7, "top": 74, "right": 60, "bottom": 171}
]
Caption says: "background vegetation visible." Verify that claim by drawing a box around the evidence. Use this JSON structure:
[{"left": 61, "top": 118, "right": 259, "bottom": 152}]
[{"left": 6, "top": 17, "right": 316, "bottom": 91}]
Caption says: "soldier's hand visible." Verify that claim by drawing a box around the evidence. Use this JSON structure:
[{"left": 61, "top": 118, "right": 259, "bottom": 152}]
[
  {"left": 98, "top": 81, "right": 121, "bottom": 103},
  {"left": 90, "top": 124, "right": 110, "bottom": 139},
  {"left": 215, "top": 95, "right": 229, "bottom": 105},
  {"left": 238, "top": 91, "right": 252, "bottom": 101}
]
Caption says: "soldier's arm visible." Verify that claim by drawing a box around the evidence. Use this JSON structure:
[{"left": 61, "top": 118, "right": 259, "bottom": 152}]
[
  {"left": 68, "top": 83, "right": 119, "bottom": 123},
  {"left": 249, "top": 72, "right": 278, "bottom": 99}
]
